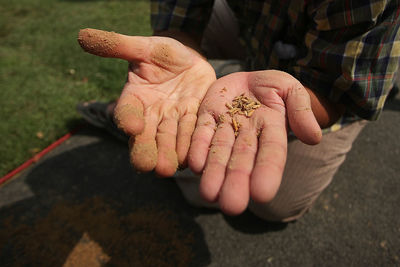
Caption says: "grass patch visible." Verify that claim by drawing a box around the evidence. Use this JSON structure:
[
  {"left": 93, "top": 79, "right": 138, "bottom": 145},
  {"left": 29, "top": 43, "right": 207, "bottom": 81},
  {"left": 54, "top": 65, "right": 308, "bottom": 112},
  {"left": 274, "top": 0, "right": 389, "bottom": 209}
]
[{"left": 0, "top": 0, "right": 151, "bottom": 176}]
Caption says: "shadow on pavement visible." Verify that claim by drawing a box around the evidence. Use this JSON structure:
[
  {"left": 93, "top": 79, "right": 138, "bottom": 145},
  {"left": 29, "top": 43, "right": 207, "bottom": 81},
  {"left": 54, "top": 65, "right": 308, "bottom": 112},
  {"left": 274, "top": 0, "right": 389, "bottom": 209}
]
[
  {"left": 0, "top": 129, "right": 286, "bottom": 266},
  {"left": 2, "top": 94, "right": 400, "bottom": 266},
  {"left": 223, "top": 211, "right": 287, "bottom": 234}
]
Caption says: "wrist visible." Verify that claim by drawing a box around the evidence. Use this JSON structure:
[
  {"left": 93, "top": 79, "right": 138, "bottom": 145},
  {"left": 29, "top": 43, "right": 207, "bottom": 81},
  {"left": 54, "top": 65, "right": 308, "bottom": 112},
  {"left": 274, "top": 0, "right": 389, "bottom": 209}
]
[{"left": 304, "top": 87, "right": 345, "bottom": 128}]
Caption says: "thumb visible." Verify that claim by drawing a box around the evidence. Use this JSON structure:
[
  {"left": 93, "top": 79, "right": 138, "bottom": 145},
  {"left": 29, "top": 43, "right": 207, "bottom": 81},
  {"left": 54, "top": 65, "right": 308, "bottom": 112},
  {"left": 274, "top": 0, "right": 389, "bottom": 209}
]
[
  {"left": 286, "top": 85, "right": 322, "bottom": 145},
  {"left": 77, "top": 28, "right": 193, "bottom": 68},
  {"left": 78, "top": 28, "right": 150, "bottom": 62}
]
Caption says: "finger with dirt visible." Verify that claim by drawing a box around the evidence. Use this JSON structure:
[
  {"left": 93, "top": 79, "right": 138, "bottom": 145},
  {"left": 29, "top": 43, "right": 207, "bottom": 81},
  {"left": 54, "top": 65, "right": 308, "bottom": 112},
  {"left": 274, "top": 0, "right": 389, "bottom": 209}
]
[
  {"left": 129, "top": 114, "right": 158, "bottom": 172},
  {"left": 156, "top": 117, "right": 179, "bottom": 177}
]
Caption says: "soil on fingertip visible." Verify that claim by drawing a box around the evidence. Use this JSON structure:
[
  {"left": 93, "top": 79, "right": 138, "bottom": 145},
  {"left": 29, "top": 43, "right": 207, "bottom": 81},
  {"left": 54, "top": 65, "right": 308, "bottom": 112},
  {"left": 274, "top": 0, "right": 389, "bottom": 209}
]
[
  {"left": 78, "top": 28, "right": 120, "bottom": 57},
  {"left": 162, "top": 149, "right": 179, "bottom": 174},
  {"left": 114, "top": 103, "right": 144, "bottom": 132},
  {"left": 130, "top": 142, "right": 158, "bottom": 172}
]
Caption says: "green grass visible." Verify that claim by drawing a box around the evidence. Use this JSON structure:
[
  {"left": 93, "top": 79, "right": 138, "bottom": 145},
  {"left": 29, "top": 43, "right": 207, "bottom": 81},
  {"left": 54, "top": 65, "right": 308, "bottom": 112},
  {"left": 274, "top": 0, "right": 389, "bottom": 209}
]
[{"left": 0, "top": 0, "right": 151, "bottom": 176}]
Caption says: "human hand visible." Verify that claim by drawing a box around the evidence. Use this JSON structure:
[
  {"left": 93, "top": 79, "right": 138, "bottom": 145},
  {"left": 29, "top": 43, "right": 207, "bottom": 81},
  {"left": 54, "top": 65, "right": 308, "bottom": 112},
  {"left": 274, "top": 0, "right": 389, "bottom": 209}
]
[
  {"left": 188, "top": 71, "right": 321, "bottom": 215},
  {"left": 78, "top": 29, "right": 216, "bottom": 177}
]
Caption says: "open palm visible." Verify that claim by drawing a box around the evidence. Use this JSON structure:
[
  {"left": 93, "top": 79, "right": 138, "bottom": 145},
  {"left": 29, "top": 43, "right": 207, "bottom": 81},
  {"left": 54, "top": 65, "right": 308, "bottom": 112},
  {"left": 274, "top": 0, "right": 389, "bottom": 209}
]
[
  {"left": 78, "top": 29, "right": 216, "bottom": 176},
  {"left": 188, "top": 71, "right": 322, "bottom": 215}
]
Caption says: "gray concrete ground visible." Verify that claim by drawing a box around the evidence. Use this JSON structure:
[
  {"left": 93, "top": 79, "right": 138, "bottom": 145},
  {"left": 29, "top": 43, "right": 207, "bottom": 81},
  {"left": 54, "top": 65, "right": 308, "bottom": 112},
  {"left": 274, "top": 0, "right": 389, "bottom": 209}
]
[{"left": 0, "top": 93, "right": 399, "bottom": 266}]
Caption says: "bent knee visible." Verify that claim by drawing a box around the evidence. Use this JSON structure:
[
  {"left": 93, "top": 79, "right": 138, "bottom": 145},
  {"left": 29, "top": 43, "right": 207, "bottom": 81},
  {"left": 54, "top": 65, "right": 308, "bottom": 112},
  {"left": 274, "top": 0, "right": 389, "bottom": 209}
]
[{"left": 248, "top": 201, "right": 311, "bottom": 222}]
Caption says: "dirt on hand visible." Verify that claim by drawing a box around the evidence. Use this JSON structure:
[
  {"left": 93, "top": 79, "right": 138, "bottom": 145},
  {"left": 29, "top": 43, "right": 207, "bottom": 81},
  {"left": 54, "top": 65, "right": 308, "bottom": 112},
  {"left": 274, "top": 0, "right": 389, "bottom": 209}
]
[{"left": 78, "top": 28, "right": 120, "bottom": 57}]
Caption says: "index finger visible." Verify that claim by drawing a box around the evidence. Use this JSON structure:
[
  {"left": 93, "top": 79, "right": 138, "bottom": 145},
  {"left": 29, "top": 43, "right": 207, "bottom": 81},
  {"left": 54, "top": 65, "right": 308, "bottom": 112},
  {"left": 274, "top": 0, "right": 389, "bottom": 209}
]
[{"left": 188, "top": 112, "right": 216, "bottom": 174}]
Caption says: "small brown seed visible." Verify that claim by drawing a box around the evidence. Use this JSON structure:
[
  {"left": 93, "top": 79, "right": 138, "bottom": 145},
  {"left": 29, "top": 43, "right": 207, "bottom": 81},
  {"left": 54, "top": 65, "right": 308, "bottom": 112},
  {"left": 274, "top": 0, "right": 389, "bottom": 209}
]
[
  {"left": 232, "top": 117, "right": 239, "bottom": 132},
  {"left": 246, "top": 102, "right": 255, "bottom": 109}
]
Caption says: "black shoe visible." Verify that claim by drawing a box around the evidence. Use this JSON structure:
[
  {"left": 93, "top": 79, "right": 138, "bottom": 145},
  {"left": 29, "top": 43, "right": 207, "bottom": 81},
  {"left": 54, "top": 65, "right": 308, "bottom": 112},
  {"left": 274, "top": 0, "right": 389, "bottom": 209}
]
[
  {"left": 388, "top": 84, "right": 399, "bottom": 100},
  {"left": 76, "top": 100, "right": 129, "bottom": 142}
]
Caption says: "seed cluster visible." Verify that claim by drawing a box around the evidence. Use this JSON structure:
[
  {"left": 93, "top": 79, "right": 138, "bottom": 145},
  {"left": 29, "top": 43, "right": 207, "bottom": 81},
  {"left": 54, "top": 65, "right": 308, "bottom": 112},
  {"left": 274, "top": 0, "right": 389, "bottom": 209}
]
[{"left": 225, "top": 93, "right": 261, "bottom": 137}]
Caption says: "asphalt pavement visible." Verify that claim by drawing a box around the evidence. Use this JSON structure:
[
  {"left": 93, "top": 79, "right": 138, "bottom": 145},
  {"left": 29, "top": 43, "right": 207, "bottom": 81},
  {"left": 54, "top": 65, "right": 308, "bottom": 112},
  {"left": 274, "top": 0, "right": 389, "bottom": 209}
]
[{"left": 0, "top": 89, "right": 399, "bottom": 266}]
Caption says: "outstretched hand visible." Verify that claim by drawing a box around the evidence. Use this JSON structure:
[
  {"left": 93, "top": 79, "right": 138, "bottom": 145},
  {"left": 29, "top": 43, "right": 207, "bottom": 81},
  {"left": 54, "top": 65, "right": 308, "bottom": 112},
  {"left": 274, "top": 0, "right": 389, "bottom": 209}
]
[
  {"left": 78, "top": 28, "right": 216, "bottom": 177},
  {"left": 188, "top": 71, "right": 322, "bottom": 215}
]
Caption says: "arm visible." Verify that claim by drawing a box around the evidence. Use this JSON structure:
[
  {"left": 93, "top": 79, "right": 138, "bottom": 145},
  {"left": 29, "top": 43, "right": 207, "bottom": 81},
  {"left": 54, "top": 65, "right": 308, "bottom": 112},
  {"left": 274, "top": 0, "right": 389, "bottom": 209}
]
[
  {"left": 305, "top": 87, "right": 344, "bottom": 129},
  {"left": 290, "top": 1, "right": 400, "bottom": 124}
]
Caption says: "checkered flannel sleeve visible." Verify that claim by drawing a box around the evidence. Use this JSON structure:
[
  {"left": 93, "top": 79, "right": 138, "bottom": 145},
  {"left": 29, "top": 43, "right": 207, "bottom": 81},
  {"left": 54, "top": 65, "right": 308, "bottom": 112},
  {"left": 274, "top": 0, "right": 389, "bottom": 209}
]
[
  {"left": 151, "top": 0, "right": 214, "bottom": 35},
  {"left": 291, "top": 0, "right": 400, "bottom": 121}
]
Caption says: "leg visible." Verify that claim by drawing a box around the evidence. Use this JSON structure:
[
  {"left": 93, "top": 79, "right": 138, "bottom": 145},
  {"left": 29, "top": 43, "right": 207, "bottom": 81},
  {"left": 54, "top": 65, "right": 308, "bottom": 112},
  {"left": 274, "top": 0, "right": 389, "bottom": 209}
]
[
  {"left": 174, "top": 168, "right": 219, "bottom": 209},
  {"left": 249, "top": 121, "right": 368, "bottom": 222}
]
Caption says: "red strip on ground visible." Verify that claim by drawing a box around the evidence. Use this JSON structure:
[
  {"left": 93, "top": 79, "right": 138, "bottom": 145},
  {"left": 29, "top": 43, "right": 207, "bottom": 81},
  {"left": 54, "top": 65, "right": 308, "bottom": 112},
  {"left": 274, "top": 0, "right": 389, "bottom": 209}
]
[{"left": 0, "top": 125, "right": 84, "bottom": 186}]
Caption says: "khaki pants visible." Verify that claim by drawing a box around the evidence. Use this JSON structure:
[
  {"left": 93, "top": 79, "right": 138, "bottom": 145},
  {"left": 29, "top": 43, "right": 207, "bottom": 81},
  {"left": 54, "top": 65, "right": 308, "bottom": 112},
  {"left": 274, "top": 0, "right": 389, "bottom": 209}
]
[{"left": 175, "top": 0, "right": 367, "bottom": 222}]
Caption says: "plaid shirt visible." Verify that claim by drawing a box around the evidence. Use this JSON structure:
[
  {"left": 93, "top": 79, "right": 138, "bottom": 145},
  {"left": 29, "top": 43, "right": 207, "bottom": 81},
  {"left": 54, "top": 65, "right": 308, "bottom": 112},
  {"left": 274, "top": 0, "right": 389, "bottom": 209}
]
[{"left": 151, "top": 0, "right": 400, "bottom": 132}]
